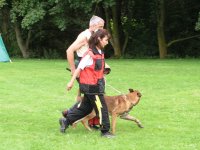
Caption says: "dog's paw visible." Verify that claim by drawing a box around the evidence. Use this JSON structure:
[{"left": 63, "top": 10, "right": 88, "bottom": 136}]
[{"left": 138, "top": 124, "right": 144, "bottom": 128}]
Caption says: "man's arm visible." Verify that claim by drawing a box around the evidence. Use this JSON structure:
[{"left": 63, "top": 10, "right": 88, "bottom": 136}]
[
  {"left": 67, "top": 68, "right": 81, "bottom": 91},
  {"left": 66, "top": 33, "right": 87, "bottom": 75}
]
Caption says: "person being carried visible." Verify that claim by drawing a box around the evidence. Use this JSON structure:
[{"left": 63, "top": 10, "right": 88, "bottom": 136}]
[
  {"left": 59, "top": 29, "right": 115, "bottom": 138},
  {"left": 65, "top": 15, "right": 108, "bottom": 129}
]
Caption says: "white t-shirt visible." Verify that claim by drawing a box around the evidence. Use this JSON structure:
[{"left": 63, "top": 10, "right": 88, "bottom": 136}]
[
  {"left": 76, "top": 29, "right": 91, "bottom": 57},
  {"left": 78, "top": 50, "right": 102, "bottom": 70}
]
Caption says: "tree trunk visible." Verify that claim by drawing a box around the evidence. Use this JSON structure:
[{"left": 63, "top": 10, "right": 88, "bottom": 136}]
[
  {"left": 104, "top": 1, "right": 122, "bottom": 58},
  {"left": 104, "top": 7, "right": 113, "bottom": 44},
  {"left": 14, "top": 23, "right": 30, "bottom": 58},
  {"left": 157, "top": 0, "right": 167, "bottom": 59},
  {"left": 111, "top": 4, "right": 121, "bottom": 57},
  {"left": 157, "top": 25, "right": 167, "bottom": 58},
  {"left": 122, "top": 31, "right": 129, "bottom": 56}
]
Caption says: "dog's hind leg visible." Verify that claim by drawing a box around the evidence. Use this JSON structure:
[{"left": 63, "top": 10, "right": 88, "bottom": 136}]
[
  {"left": 81, "top": 110, "right": 96, "bottom": 131},
  {"left": 120, "top": 113, "right": 144, "bottom": 128},
  {"left": 81, "top": 119, "right": 92, "bottom": 131}
]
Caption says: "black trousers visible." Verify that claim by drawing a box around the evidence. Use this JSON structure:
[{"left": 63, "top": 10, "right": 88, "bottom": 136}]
[{"left": 65, "top": 94, "right": 110, "bottom": 133}]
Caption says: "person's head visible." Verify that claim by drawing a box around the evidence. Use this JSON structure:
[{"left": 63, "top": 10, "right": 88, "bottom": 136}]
[
  {"left": 88, "top": 29, "right": 110, "bottom": 50},
  {"left": 89, "top": 15, "right": 105, "bottom": 31}
]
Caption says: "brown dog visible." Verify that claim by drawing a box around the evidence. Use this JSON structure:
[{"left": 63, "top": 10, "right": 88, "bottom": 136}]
[{"left": 72, "top": 89, "right": 143, "bottom": 134}]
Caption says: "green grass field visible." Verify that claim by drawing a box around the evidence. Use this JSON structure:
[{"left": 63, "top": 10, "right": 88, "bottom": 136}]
[{"left": 0, "top": 59, "right": 200, "bottom": 150}]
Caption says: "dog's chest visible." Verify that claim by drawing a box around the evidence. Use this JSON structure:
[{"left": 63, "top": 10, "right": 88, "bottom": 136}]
[{"left": 116, "top": 97, "right": 134, "bottom": 114}]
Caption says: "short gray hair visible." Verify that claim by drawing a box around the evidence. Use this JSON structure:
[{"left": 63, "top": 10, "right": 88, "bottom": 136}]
[{"left": 89, "top": 15, "right": 104, "bottom": 26}]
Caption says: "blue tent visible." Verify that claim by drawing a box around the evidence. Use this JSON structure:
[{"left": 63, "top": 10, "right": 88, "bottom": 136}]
[{"left": 0, "top": 34, "right": 11, "bottom": 62}]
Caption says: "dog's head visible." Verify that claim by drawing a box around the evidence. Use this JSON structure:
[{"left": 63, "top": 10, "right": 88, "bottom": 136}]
[{"left": 128, "top": 88, "right": 142, "bottom": 105}]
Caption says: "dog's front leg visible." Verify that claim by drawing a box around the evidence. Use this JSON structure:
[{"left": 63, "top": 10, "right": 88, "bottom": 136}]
[
  {"left": 120, "top": 113, "right": 144, "bottom": 128},
  {"left": 111, "top": 113, "right": 117, "bottom": 134}
]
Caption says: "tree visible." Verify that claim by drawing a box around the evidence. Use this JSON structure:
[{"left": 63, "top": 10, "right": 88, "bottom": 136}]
[
  {"left": 103, "top": 0, "right": 123, "bottom": 58},
  {"left": 156, "top": 0, "right": 167, "bottom": 58},
  {"left": 0, "top": 0, "right": 54, "bottom": 58},
  {"left": 10, "top": 0, "right": 50, "bottom": 58}
]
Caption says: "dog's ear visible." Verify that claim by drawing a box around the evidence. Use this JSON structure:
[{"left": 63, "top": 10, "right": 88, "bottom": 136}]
[{"left": 129, "top": 89, "right": 134, "bottom": 93}]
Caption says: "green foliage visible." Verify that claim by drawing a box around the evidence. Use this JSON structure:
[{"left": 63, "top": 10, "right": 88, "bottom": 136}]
[
  {"left": 53, "top": 18, "right": 67, "bottom": 31},
  {"left": 48, "top": 0, "right": 90, "bottom": 31},
  {"left": 0, "top": 0, "right": 6, "bottom": 9},
  {"left": 10, "top": 1, "right": 47, "bottom": 29},
  {"left": 48, "top": 1, "right": 68, "bottom": 31},
  {"left": 195, "top": 12, "right": 200, "bottom": 31},
  {"left": 67, "top": 0, "right": 93, "bottom": 12},
  {"left": 21, "top": 5, "right": 46, "bottom": 29},
  {"left": 43, "top": 48, "right": 61, "bottom": 59},
  {"left": 101, "top": 0, "right": 115, "bottom": 8},
  {"left": 7, "top": 42, "right": 21, "bottom": 58}
]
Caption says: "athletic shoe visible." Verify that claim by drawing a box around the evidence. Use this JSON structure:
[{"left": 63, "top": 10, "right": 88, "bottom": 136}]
[
  {"left": 101, "top": 132, "right": 115, "bottom": 138},
  {"left": 62, "top": 110, "right": 68, "bottom": 118},
  {"left": 59, "top": 117, "right": 67, "bottom": 133}
]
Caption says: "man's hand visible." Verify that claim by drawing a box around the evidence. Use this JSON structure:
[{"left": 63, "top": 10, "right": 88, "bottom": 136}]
[
  {"left": 67, "top": 68, "right": 81, "bottom": 91},
  {"left": 67, "top": 81, "right": 74, "bottom": 91}
]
